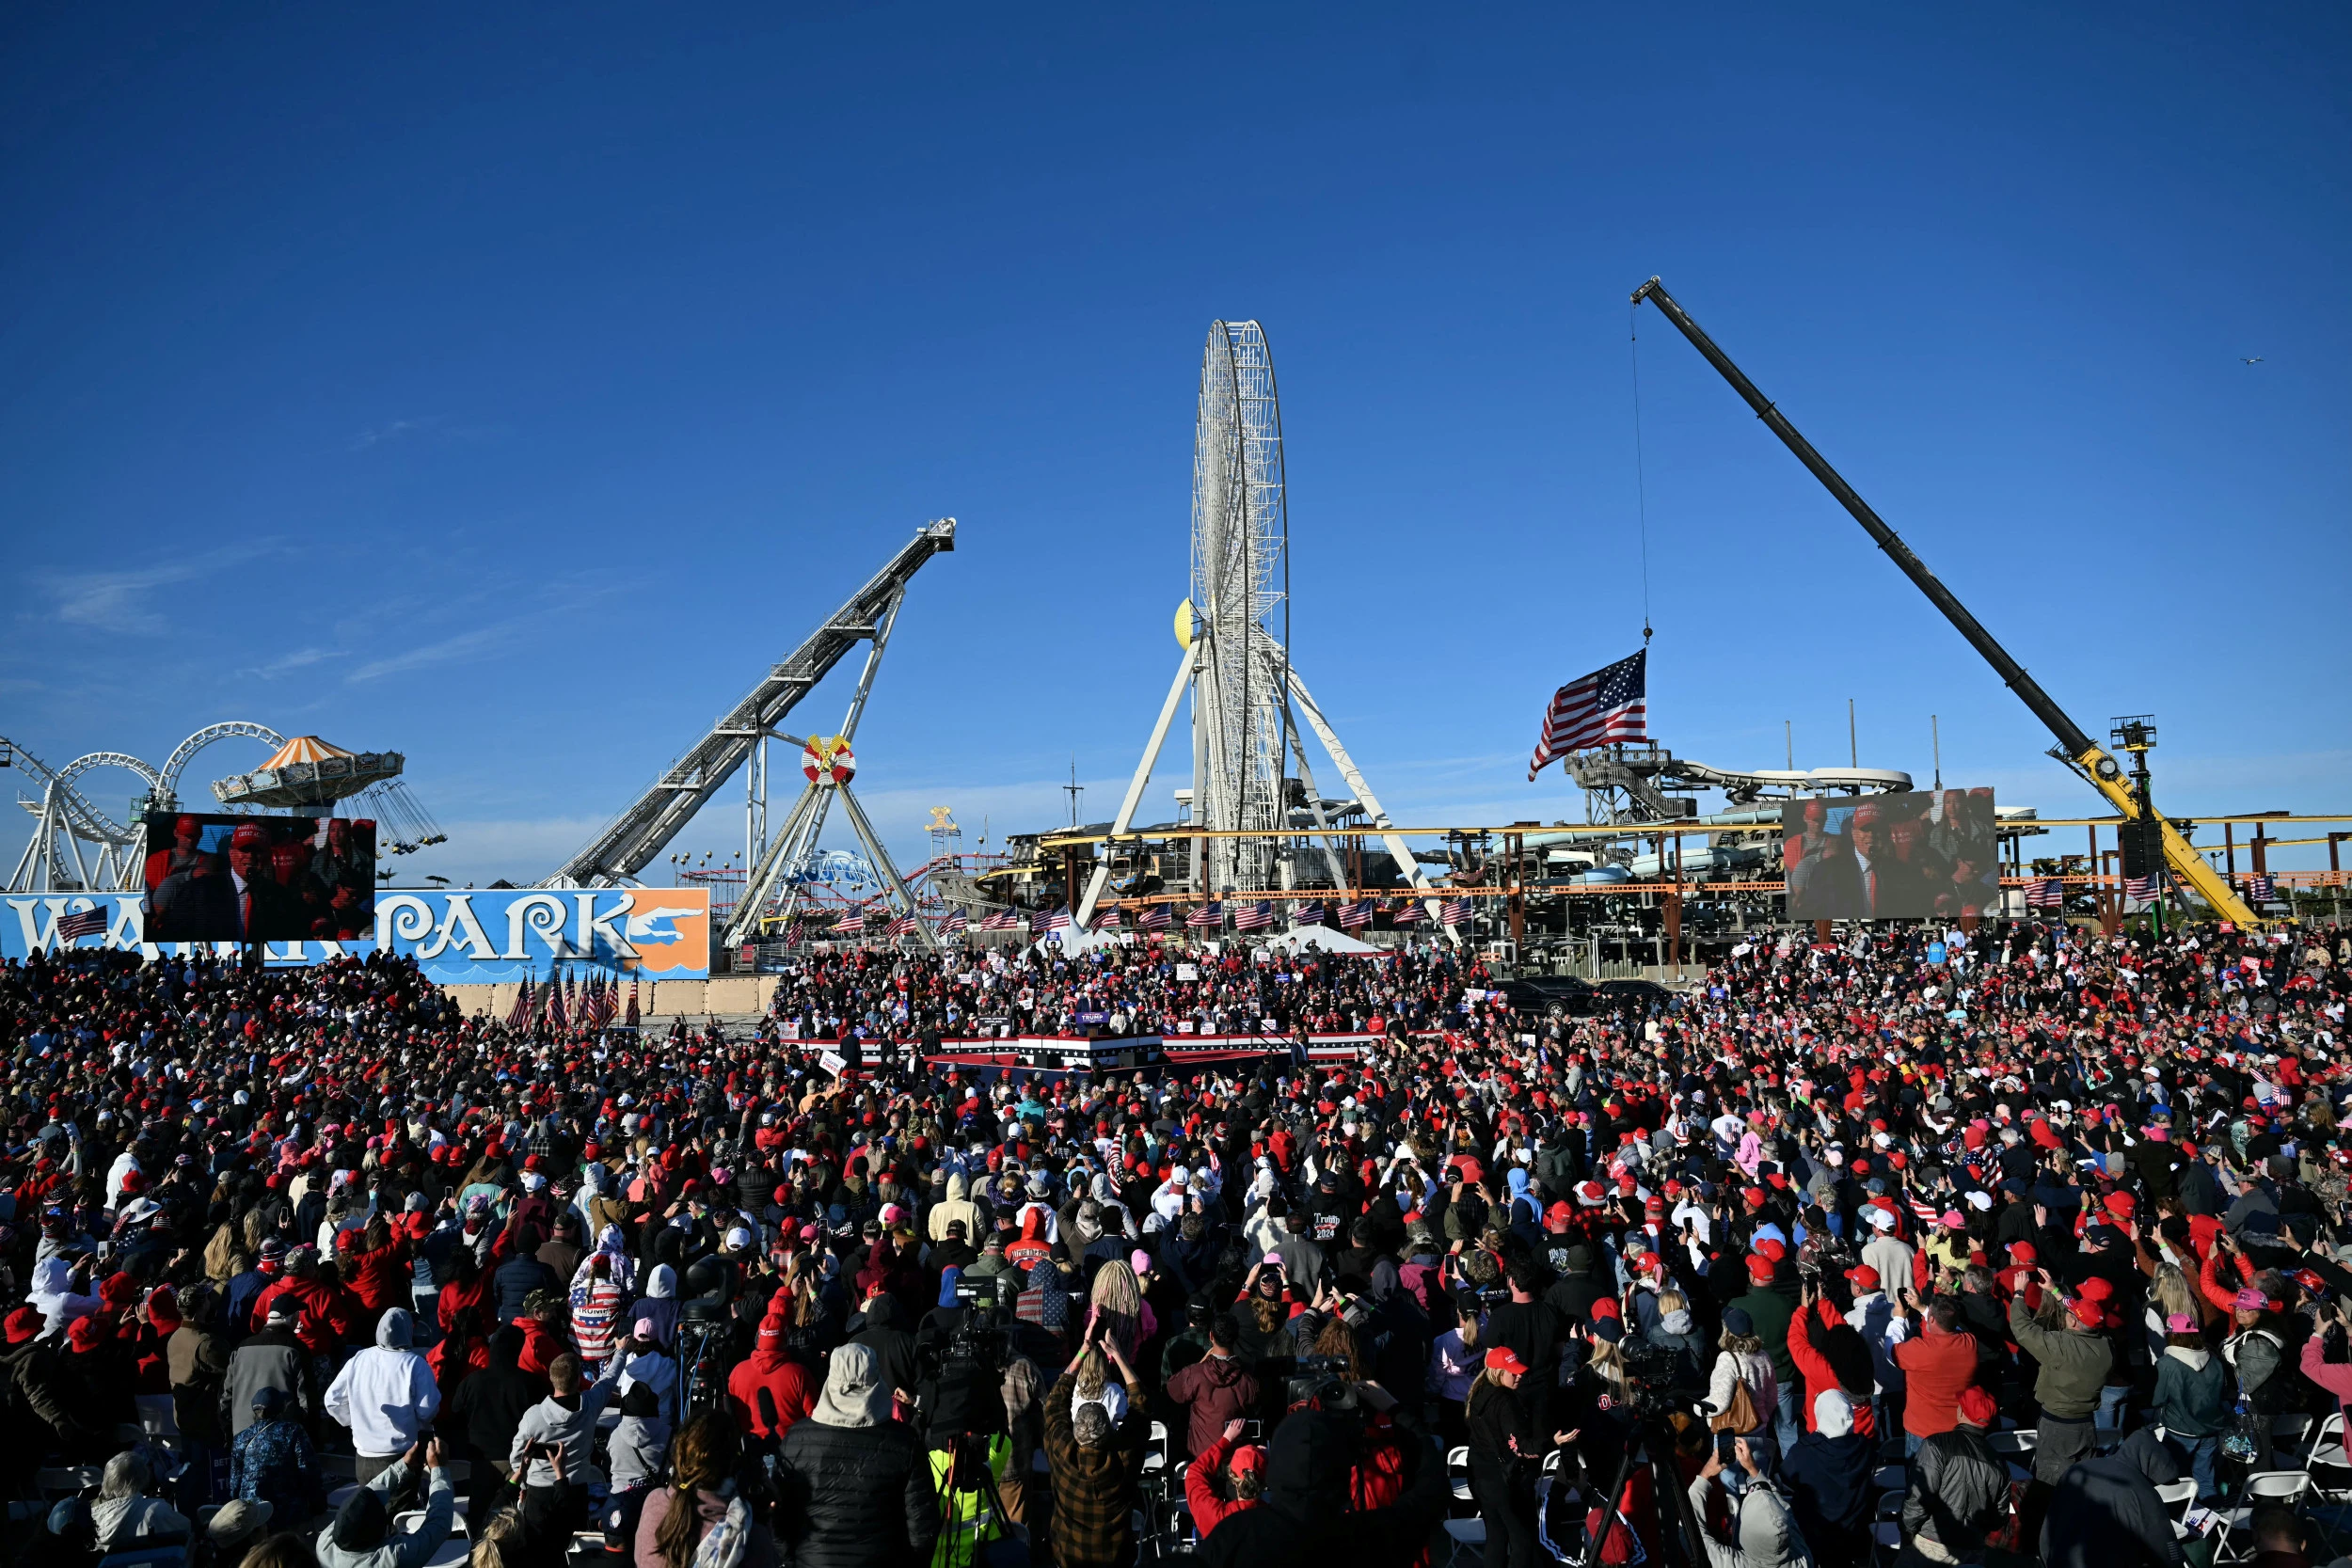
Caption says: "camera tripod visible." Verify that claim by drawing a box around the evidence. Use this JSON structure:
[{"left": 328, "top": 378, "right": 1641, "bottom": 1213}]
[
  {"left": 1579, "top": 1415, "right": 1713, "bottom": 1568},
  {"left": 931, "top": 1432, "right": 1020, "bottom": 1568}
]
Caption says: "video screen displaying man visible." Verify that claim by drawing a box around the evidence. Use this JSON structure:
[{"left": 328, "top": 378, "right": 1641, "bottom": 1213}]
[
  {"left": 144, "top": 813, "right": 376, "bottom": 942},
  {"left": 1781, "top": 788, "right": 1997, "bottom": 921}
]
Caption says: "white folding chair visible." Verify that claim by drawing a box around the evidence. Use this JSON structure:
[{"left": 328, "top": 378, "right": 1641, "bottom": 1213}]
[
  {"left": 1144, "top": 1419, "right": 1170, "bottom": 1476},
  {"left": 2213, "top": 1470, "right": 2313, "bottom": 1566},
  {"left": 2156, "top": 1478, "right": 2198, "bottom": 1542},
  {"left": 2273, "top": 1414, "right": 2314, "bottom": 1465},
  {"left": 2304, "top": 1410, "right": 2352, "bottom": 1503},
  {"left": 1446, "top": 1445, "right": 1475, "bottom": 1506}
]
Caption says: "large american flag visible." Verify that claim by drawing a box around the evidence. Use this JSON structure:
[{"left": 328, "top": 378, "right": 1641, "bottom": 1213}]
[
  {"left": 1092, "top": 906, "right": 1124, "bottom": 931},
  {"left": 1041, "top": 906, "right": 1073, "bottom": 932},
  {"left": 1390, "top": 899, "right": 1423, "bottom": 926},
  {"left": 2026, "top": 879, "right": 2066, "bottom": 910},
  {"left": 1290, "top": 900, "right": 1326, "bottom": 927},
  {"left": 1440, "top": 896, "right": 1474, "bottom": 925},
  {"left": 1137, "top": 905, "right": 1170, "bottom": 931},
  {"left": 935, "top": 909, "right": 969, "bottom": 936},
  {"left": 506, "top": 976, "right": 534, "bottom": 1029},
  {"left": 833, "top": 909, "right": 866, "bottom": 933},
  {"left": 1528, "top": 650, "right": 1647, "bottom": 780},
  {"left": 2248, "top": 874, "right": 2277, "bottom": 903},
  {"left": 1185, "top": 901, "right": 1223, "bottom": 928},
  {"left": 625, "top": 975, "right": 640, "bottom": 1027},
  {"left": 1232, "top": 901, "right": 1272, "bottom": 930},
  {"left": 978, "top": 909, "right": 1018, "bottom": 931},
  {"left": 1338, "top": 899, "right": 1374, "bottom": 929},
  {"left": 56, "top": 904, "right": 107, "bottom": 941},
  {"left": 544, "top": 972, "right": 569, "bottom": 1031},
  {"left": 2125, "top": 875, "right": 2161, "bottom": 903},
  {"left": 886, "top": 913, "right": 920, "bottom": 937}
]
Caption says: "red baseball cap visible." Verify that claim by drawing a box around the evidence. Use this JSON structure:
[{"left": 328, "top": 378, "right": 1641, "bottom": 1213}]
[
  {"left": 1846, "top": 1264, "right": 1881, "bottom": 1290},
  {"left": 1485, "top": 1346, "right": 1531, "bottom": 1376}
]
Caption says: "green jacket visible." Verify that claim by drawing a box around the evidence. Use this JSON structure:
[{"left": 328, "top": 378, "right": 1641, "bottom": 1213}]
[
  {"left": 2009, "top": 1294, "right": 2112, "bottom": 1419},
  {"left": 1732, "top": 1287, "right": 1799, "bottom": 1386}
]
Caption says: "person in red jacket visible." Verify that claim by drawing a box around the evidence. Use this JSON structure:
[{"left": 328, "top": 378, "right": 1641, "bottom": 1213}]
[
  {"left": 337, "top": 1216, "right": 414, "bottom": 1332},
  {"left": 727, "top": 1313, "right": 816, "bottom": 1438},
  {"left": 1184, "top": 1421, "right": 1264, "bottom": 1538},
  {"left": 250, "top": 1246, "right": 357, "bottom": 1355},
  {"left": 1787, "top": 1286, "right": 1877, "bottom": 1438},
  {"left": 1891, "top": 1291, "right": 1979, "bottom": 1454}
]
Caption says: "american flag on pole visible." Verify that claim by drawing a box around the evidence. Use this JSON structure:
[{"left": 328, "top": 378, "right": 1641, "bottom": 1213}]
[
  {"left": 1528, "top": 649, "right": 1648, "bottom": 780},
  {"left": 1440, "top": 896, "right": 1474, "bottom": 926},
  {"left": 2248, "top": 873, "right": 2277, "bottom": 903},
  {"left": 935, "top": 909, "right": 969, "bottom": 936},
  {"left": 55, "top": 904, "right": 107, "bottom": 942},
  {"left": 1390, "top": 899, "right": 1423, "bottom": 926},
  {"left": 978, "top": 909, "right": 1018, "bottom": 931},
  {"left": 833, "top": 909, "right": 866, "bottom": 933},
  {"left": 2026, "top": 879, "right": 2066, "bottom": 910},
  {"left": 625, "top": 975, "right": 640, "bottom": 1027},
  {"left": 1185, "top": 901, "right": 1223, "bottom": 929},
  {"left": 1041, "top": 907, "right": 1073, "bottom": 932},
  {"left": 886, "top": 913, "right": 920, "bottom": 937},
  {"left": 2125, "top": 874, "right": 2161, "bottom": 903},
  {"left": 1338, "top": 899, "right": 1374, "bottom": 929},
  {"left": 584, "top": 974, "right": 614, "bottom": 1030},
  {"left": 1232, "top": 901, "right": 1272, "bottom": 930},
  {"left": 507, "top": 976, "right": 534, "bottom": 1029},
  {"left": 1290, "top": 900, "right": 1326, "bottom": 927},
  {"left": 1137, "top": 905, "right": 1170, "bottom": 931},
  {"left": 1092, "top": 906, "right": 1123, "bottom": 931},
  {"left": 544, "top": 971, "right": 568, "bottom": 1031}
]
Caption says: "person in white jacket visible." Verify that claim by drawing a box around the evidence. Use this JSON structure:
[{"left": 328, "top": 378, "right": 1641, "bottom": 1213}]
[
  {"left": 325, "top": 1308, "right": 440, "bottom": 1481},
  {"left": 1702, "top": 1306, "right": 1782, "bottom": 1481}
]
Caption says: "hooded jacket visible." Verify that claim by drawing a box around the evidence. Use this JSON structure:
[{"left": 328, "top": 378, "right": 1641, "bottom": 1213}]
[
  {"left": 772, "top": 1345, "right": 939, "bottom": 1568},
  {"left": 727, "top": 1329, "right": 818, "bottom": 1439},
  {"left": 2153, "top": 1342, "right": 2226, "bottom": 1437},
  {"left": 1165, "top": 1351, "right": 1261, "bottom": 1460},
  {"left": 325, "top": 1309, "right": 441, "bottom": 1456},
  {"left": 443, "top": 1325, "right": 545, "bottom": 1470},
  {"left": 509, "top": 1350, "right": 629, "bottom": 1490},
  {"left": 927, "top": 1173, "right": 981, "bottom": 1243},
  {"left": 625, "top": 1263, "right": 680, "bottom": 1347}
]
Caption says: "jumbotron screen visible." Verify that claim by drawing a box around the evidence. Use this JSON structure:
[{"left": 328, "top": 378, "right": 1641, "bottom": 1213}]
[
  {"left": 1780, "top": 788, "right": 1998, "bottom": 920},
  {"left": 143, "top": 812, "right": 375, "bottom": 942}
]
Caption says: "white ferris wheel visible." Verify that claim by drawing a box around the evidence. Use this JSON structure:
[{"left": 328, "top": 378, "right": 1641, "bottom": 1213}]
[{"left": 1078, "top": 321, "right": 1448, "bottom": 933}]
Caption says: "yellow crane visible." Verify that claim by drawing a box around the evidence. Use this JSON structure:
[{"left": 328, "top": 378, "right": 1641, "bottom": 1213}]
[{"left": 1630, "top": 277, "right": 2261, "bottom": 927}]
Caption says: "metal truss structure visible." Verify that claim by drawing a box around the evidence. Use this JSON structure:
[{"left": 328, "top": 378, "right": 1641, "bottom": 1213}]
[
  {"left": 1077, "top": 323, "right": 1450, "bottom": 937},
  {"left": 545, "top": 521, "right": 957, "bottom": 957}
]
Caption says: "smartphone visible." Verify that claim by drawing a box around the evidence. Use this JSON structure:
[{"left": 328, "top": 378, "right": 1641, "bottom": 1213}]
[{"left": 1241, "top": 1420, "right": 1263, "bottom": 1442}]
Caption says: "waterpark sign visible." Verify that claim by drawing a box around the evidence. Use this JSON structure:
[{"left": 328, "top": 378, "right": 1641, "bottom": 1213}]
[{"left": 2, "top": 887, "right": 711, "bottom": 982}]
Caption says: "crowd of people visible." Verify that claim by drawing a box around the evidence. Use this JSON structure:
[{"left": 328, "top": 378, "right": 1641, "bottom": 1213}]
[{"left": 2, "top": 911, "right": 2350, "bottom": 1568}]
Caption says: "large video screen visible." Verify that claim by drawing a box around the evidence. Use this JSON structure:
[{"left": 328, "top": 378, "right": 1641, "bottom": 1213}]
[
  {"left": 144, "top": 813, "right": 376, "bottom": 942},
  {"left": 1781, "top": 788, "right": 1998, "bottom": 920}
]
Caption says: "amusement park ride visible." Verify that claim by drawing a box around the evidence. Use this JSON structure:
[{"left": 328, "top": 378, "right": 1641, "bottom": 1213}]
[
  {"left": 540, "top": 519, "right": 977, "bottom": 952},
  {"left": 3, "top": 724, "right": 442, "bottom": 895}
]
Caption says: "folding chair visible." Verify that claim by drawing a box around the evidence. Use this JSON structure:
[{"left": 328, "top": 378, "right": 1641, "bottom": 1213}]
[
  {"left": 1446, "top": 1445, "right": 1475, "bottom": 1511},
  {"left": 2273, "top": 1414, "right": 2314, "bottom": 1466},
  {"left": 2212, "top": 1470, "right": 2313, "bottom": 1566},
  {"left": 2156, "top": 1478, "right": 2198, "bottom": 1542},
  {"left": 1443, "top": 1517, "right": 1488, "bottom": 1567},
  {"left": 2304, "top": 1411, "right": 2352, "bottom": 1504},
  {"left": 36, "top": 1466, "right": 102, "bottom": 1501},
  {"left": 1984, "top": 1427, "right": 2038, "bottom": 1485},
  {"left": 134, "top": 1395, "right": 181, "bottom": 1441}
]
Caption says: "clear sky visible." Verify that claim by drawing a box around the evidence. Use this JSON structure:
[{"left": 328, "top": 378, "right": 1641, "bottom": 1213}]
[{"left": 4, "top": 3, "right": 2346, "bottom": 887}]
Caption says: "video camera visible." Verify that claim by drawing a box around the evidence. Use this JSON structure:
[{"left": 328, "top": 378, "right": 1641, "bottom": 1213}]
[{"left": 1613, "top": 1336, "right": 1691, "bottom": 1418}]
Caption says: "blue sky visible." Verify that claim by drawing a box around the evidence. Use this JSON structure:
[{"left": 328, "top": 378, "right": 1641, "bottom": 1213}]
[{"left": 4, "top": 3, "right": 2346, "bottom": 887}]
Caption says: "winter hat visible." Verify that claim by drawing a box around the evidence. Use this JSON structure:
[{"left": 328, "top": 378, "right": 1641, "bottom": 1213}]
[
  {"left": 1814, "top": 1388, "right": 1855, "bottom": 1439},
  {"left": 1956, "top": 1386, "right": 1999, "bottom": 1427}
]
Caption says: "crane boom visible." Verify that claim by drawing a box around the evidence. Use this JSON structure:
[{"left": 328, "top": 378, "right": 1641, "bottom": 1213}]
[
  {"left": 1629, "top": 277, "right": 2261, "bottom": 926},
  {"left": 543, "top": 519, "right": 956, "bottom": 888}
]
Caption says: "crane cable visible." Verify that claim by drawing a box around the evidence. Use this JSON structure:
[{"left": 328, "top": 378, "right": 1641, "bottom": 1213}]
[{"left": 1629, "top": 302, "right": 1654, "bottom": 646}]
